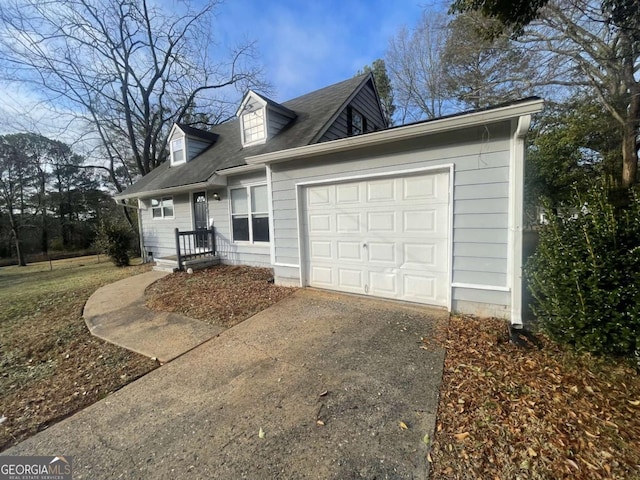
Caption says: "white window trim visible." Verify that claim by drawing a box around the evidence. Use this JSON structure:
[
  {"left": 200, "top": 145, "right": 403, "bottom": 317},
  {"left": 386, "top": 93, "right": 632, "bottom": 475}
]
[
  {"left": 240, "top": 108, "right": 268, "bottom": 147},
  {"left": 228, "top": 183, "right": 271, "bottom": 244},
  {"left": 150, "top": 196, "right": 175, "bottom": 220},
  {"left": 170, "top": 137, "right": 186, "bottom": 166}
]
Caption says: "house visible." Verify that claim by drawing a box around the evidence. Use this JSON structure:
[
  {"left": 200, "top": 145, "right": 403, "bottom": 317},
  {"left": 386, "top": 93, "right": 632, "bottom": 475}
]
[{"left": 115, "top": 73, "right": 543, "bottom": 326}]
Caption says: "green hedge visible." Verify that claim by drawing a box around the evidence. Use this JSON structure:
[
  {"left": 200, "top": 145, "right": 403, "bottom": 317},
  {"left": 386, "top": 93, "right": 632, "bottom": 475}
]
[{"left": 526, "top": 184, "right": 640, "bottom": 357}]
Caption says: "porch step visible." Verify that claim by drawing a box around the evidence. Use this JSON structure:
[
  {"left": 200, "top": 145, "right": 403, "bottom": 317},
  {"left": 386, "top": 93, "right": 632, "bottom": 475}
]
[
  {"left": 184, "top": 256, "right": 220, "bottom": 271},
  {"left": 152, "top": 255, "right": 220, "bottom": 273},
  {"left": 153, "top": 258, "right": 178, "bottom": 273}
]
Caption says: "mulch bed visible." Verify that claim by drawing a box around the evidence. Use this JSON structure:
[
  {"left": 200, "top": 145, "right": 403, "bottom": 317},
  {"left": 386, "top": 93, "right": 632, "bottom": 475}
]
[{"left": 145, "top": 265, "right": 297, "bottom": 329}]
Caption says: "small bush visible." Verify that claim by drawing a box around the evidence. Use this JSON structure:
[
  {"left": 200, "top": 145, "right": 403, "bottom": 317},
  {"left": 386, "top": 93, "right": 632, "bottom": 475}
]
[
  {"left": 94, "top": 221, "right": 133, "bottom": 267},
  {"left": 526, "top": 183, "right": 640, "bottom": 358}
]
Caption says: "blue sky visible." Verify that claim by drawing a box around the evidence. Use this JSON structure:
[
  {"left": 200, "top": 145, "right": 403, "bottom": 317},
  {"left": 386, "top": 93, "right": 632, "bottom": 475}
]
[
  {"left": 214, "top": 0, "right": 448, "bottom": 101},
  {"left": 0, "top": 0, "right": 449, "bottom": 138}
]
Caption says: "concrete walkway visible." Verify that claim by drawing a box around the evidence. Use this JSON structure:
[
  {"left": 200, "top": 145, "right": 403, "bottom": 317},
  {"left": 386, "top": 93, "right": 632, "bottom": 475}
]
[
  {"left": 6, "top": 289, "right": 446, "bottom": 479},
  {"left": 83, "top": 271, "right": 222, "bottom": 363}
]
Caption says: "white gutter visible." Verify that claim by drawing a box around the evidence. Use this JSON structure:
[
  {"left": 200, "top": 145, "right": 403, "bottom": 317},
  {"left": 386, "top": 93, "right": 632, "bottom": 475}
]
[
  {"left": 114, "top": 174, "right": 227, "bottom": 201},
  {"left": 216, "top": 164, "right": 265, "bottom": 176},
  {"left": 508, "top": 114, "right": 534, "bottom": 328},
  {"left": 246, "top": 98, "right": 544, "bottom": 165}
]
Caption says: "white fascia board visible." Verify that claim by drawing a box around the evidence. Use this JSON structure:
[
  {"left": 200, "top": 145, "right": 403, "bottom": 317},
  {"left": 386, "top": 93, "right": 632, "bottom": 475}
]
[
  {"left": 114, "top": 175, "right": 227, "bottom": 201},
  {"left": 236, "top": 90, "right": 267, "bottom": 117},
  {"left": 246, "top": 99, "right": 544, "bottom": 165},
  {"left": 216, "top": 164, "right": 266, "bottom": 176}
]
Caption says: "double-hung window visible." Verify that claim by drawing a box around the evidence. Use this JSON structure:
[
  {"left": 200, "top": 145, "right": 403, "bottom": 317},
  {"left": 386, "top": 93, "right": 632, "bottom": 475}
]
[
  {"left": 241, "top": 109, "right": 266, "bottom": 145},
  {"left": 170, "top": 138, "right": 185, "bottom": 165},
  {"left": 230, "top": 185, "right": 269, "bottom": 242},
  {"left": 151, "top": 197, "right": 174, "bottom": 219}
]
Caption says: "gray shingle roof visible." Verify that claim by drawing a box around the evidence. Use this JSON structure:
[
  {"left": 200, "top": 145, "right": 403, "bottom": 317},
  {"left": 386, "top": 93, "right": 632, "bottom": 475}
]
[{"left": 119, "top": 74, "right": 371, "bottom": 198}]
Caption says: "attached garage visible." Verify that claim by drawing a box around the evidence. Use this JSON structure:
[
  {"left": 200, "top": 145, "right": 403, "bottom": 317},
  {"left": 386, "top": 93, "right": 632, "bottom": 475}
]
[
  {"left": 302, "top": 170, "right": 450, "bottom": 306},
  {"left": 246, "top": 98, "right": 543, "bottom": 326}
]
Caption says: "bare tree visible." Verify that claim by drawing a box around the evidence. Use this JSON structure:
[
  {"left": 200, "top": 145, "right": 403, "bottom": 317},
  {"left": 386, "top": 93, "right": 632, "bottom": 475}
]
[
  {"left": 442, "top": 12, "right": 537, "bottom": 108},
  {"left": 0, "top": 140, "right": 30, "bottom": 266},
  {"left": 386, "top": 13, "right": 451, "bottom": 122},
  {"left": 521, "top": 0, "right": 639, "bottom": 187},
  {"left": 0, "top": 0, "right": 265, "bottom": 188}
]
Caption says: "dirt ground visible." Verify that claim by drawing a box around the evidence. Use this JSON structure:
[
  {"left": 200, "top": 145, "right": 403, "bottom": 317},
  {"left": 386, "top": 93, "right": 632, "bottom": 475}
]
[{"left": 145, "top": 265, "right": 297, "bottom": 328}]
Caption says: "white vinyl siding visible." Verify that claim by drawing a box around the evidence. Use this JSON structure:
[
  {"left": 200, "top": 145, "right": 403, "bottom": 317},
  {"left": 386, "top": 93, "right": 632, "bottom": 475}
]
[{"left": 141, "top": 194, "right": 191, "bottom": 258}]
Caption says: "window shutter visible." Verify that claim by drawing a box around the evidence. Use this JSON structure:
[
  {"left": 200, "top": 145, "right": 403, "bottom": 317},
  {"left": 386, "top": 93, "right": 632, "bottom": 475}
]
[{"left": 347, "top": 106, "right": 353, "bottom": 136}]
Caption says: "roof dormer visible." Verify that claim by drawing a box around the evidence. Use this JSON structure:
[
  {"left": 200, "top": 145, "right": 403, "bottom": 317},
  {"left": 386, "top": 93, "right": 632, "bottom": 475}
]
[
  {"left": 237, "top": 90, "right": 297, "bottom": 148},
  {"left": 167, "top": 123, "right": 219, "bottom": 166}
]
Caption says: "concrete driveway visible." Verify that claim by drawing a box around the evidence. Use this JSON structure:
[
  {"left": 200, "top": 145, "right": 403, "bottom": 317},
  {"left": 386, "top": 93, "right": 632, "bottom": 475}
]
[{"left": 3, "top": 289, "right": 446, "bottom": 479}]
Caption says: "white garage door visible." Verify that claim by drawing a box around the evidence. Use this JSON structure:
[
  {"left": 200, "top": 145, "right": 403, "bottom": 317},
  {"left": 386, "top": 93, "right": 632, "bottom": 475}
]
[{"left": 303, "top": 171, "right": 450, "bottom": 306}]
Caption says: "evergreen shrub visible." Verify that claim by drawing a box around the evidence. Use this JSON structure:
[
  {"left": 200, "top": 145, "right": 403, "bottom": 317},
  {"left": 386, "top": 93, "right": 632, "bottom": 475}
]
[
  {"left": 94, "top": 221, "right": 133, "bottom": 267},
  {"left": 526, "top": 183, "right": 640, "bottom": 357}
]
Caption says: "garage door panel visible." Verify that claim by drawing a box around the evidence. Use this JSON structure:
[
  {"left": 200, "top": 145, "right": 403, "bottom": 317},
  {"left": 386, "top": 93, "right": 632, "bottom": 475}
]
[
  {"left": 367, "top": 242, "right": 396, "bottom": 263},
  {"left": 308, "top": 185, "right": 332, "bottom": 206},
  {"left": 369, "top": 271, "right": 397, "bottom": 296},
  {"left": 367, "top": 211, "right": 396, "bottom": 232},
  {"left": 403, "top": 243, "right": 436, "bottom": 268},
  {"left": 309, "top": 214, "right": 331, "bottom": 233},
  {"left": 403, "top": 274, "right": 441, "bottom": 303},
  {"left": 403, "top": 175, "right": 436, "bottom": 200},
  {"left": 337, "top": 241, "right": 362, "bottom": 261},
  {"left": 304, "top": 171, "right": 450, "bottom": 307},
  {"left": 310, "top": 240, "right": 332, "bottom": 260},
  {"left": 337, "top": 213, "right": 361, "bottom": 233},
  {"left": 310, "top": 266, "right": 333, "bottom": 285},
  {"left": 338, "top": 268, "right": 364, "bottom": 289},
  {"left": 336, "top": 184, "right": 360, "bottom": 204},
  {"left": 367, "top": 178, "right": 396, "bottom": 202},
  {"left": 402, "top": 206, "right": 449, "bottom": 237}
]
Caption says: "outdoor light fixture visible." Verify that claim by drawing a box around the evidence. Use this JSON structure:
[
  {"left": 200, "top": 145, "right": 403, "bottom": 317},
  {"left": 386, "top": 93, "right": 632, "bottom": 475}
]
[{"left": 213, "top": 192, "right": 221, "bottom": 201}]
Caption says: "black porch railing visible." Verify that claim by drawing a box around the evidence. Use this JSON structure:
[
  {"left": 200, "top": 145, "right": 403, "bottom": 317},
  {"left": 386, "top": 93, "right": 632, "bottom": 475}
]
[{"left": 174, "top": 227, "right": 216, "bottom": 271}]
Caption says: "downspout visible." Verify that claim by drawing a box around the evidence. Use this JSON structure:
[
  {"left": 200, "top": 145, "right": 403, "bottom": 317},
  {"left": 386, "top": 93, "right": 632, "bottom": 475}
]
[
  {"left": 508, "top": 114, "right": 532, "bottom": 328},
  {"left": 137, "top": 198, "right": 146, "bottom": 263}
]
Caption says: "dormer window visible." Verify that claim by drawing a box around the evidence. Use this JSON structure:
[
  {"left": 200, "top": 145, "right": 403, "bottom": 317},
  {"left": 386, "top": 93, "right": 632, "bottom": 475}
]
[
  {"left": 237, "top": 90, "right": 296, "bottom": 148},
  {"left": 242, "top": 108, "right": 266, "bottom": 145},
  {"left": 347, "top": 106, "right": 367, "bottom": 136},
  {"left": 170, "top": 137, "right": 185, "bottom": 165}
]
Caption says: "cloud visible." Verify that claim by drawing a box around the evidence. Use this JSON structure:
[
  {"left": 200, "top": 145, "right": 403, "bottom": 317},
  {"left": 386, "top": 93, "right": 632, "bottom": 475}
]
[{"left": 216, "top": 0, "right": 435, "bottom": 101}]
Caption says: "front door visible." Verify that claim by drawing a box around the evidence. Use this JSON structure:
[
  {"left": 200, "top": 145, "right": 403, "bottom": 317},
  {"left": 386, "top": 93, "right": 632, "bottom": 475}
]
[{"left": 193, "top": 191, "right": 209, "bottom": 249}]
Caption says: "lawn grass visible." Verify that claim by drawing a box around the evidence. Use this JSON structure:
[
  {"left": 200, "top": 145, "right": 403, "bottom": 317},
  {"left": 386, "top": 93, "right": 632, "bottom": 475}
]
[{"left": 0, "top": 256, "right": 158, "bottom": 451}]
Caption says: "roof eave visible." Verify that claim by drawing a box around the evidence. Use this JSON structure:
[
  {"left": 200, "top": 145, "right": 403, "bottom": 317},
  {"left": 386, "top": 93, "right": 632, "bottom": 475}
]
[
  {"left": 113, "top": 175, "right": 227, "bottom": 201},
  {"left": 246, "top": 98, "right": 544, "bottom": 165}
]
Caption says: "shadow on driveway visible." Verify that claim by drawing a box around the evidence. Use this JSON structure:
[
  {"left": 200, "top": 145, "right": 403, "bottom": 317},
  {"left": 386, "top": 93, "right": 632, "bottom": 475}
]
[{"left": 4, "top": 289, "right": 447, "bottom": 479}]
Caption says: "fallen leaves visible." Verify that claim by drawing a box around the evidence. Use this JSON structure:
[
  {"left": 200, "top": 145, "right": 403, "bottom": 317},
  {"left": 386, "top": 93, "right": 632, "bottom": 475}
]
[
  {"left": 428, "top": 315, "right": 640, "bottom": 480},
  {"left": 145, "top": 265, "right": 297, "bottom": 329}
]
